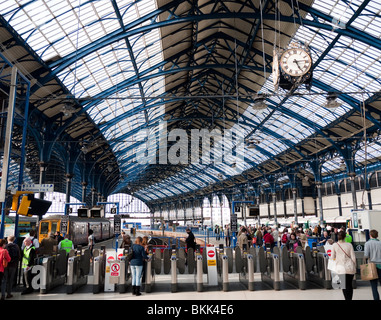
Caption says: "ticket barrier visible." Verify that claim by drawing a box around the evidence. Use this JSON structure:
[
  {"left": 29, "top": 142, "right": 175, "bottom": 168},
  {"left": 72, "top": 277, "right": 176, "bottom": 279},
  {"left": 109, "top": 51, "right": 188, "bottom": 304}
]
[
  {"left": 258, "top": 244, "right": 281, "bottom": 290},
  {"left": 170, "top": 245, "right": 178, "bottom": 293},
  {"left": 216, "top": 244, "right": 229, "bottom": 291},
  {"left": 39, "top": 249, "right": 68, "bottom": 294},
  {"left": 195, "top": 245, "right": 203, "bottom": 292},
  {"left": 144, "top": 248, "right": 155, "bottom": 293},
  {"left": 282, "top": 246, "right": 307, "bottom": 290},
  {"left": 304, "top": 243, "right": 331, "bottom": 289},
  {"left": 116, "top": 255, "right": 131, "bottom": 293},
  {"left": 237, "top": 244, "right": 256, "bottom": 291},
  {"left": 93, "top": 246, "right": 106, "bottom": 294},
  {"left": 67, "top": 247, "right": 91, "bottom": 294}
]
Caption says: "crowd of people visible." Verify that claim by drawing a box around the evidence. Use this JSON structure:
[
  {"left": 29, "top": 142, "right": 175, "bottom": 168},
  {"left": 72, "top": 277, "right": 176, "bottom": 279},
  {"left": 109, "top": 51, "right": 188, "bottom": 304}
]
[
  {"left": 214, "top": 223, "right": 381, "bottom": 301},
  {"left": 0, "top": 228, "right": 97, "bottom": 299}
]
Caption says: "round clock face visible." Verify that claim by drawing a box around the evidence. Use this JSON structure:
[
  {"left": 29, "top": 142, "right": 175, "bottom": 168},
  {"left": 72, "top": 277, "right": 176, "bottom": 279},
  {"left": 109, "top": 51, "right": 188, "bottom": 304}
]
[
  {"left": 280, "top": 48, "right": 312, "bottom": 76},
  {"left": 272, "top": 53, "right": 280, "bottom": 89}
]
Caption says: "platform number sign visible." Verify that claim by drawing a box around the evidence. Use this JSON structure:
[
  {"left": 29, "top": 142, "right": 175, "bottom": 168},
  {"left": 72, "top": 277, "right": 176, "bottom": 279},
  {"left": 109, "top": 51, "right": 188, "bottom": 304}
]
[
  {"left": 114, "top": 215, "right": 121, "bottom": 234},
  {"left": 230, "top": 214, "right": 238, "bottom": 233},
  {"left": 61, "top": 216, "right": 69, "bottom": 234},
  {"left": 111, "top": 207, "right": 117, "bottom": 214}
]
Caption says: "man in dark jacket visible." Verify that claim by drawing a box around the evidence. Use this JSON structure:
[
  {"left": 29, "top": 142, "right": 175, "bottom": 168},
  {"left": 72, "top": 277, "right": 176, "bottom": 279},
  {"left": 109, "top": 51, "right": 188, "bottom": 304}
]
[
  {"left": 185, "top": 228, "right": 196, "bottom": 251},
  {"left": 3, "top": 235, "right": 20, "bottom": 299}
]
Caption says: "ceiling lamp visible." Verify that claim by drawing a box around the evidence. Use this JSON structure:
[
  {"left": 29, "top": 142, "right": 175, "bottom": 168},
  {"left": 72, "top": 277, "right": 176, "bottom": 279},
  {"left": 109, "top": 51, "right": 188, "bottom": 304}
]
[
  {"left": 61, "top": 104, "right": 76, "bottom": 116},
  {"left": 252, "top": 93, "right": 267, "bottom": 110},
  {"left": 339, "top": 160, "right": 346, "bottom": 170},
  {"left": 325, "top": 92, "right": 341, "bottom": 109}
]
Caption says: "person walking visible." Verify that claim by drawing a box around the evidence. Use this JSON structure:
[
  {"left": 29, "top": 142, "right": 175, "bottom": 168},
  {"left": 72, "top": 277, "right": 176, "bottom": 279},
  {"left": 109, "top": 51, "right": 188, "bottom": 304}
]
[
  {"left": 1, "top": 235, "right": 20, "bottom": 299},
  {"left": 129, "top": 236, "right": 148, "bottom": 296},
  {"left": 331, "top": 230, "right": 356, "bottom": 300},
  {"left": 364, "top": 229, "right": 381, "bottom": 300},
  {"left": 0, "top": 239, "right": 11, "bottom": 300}
]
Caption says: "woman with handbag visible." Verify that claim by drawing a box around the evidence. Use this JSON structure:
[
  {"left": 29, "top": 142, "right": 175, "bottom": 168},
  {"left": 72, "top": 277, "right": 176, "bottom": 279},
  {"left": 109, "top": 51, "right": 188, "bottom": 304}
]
[
  {"left": 331, "top": 230, "right": 357, "bottom": 300},
  {"left": 364, "top": 229, "right": 381, "bottom": 300},
  {"left": 130, "top": 236, "right": 148, "bottom": 296}
]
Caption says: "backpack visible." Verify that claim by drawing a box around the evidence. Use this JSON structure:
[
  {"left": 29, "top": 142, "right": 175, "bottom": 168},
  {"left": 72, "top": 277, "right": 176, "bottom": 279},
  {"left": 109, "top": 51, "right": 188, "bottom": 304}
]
[
  {"left": 7, "top": 243, "right": 19, "bottom": 263},
  {"left": 282, "top": 233, "right": 288, "bottom": 244}
]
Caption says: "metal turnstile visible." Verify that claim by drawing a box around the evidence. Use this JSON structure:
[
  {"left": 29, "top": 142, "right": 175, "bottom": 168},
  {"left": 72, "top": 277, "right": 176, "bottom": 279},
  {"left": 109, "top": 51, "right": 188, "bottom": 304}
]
[
  {"left": 145, "top": 248, "right": 155, "bottom": 293},
  {"left": 304, "top": 244, "right": 331, "bottom": 289},
  {"left": 238, "top": 245, "right": 255, "bottom": 291},
  {"left": 195, "top": 245, "right": 203, "bottom": 292},
  {"left": 259, "top": 245, "right": 281, "bottom": 290},
  {"left": 67, "top": 248, "right": 91, "bottom": 294},
  {"left": 92, "top": 246, "right": 106, "bottom": 293},
  {"left": 282, "top": 246, "right": 307, "bottom": 290},
  {"left": 39, "top": 250, "right": 67, "bottom": 294},
  {"left": 216, "top": 244, "right": 229, "bottom": 291}
]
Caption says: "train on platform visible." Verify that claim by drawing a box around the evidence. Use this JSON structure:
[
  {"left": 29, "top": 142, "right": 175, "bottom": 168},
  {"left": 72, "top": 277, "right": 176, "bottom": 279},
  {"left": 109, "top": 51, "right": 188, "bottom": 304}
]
[{"left": 38, "top": 215, "right": 114, "bottom": 245}]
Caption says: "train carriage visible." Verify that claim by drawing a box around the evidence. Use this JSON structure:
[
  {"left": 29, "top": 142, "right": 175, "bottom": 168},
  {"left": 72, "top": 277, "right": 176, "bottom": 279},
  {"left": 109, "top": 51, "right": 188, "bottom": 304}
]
[{"left": 38, "top": 215, "right": 114, "bottom": 246}]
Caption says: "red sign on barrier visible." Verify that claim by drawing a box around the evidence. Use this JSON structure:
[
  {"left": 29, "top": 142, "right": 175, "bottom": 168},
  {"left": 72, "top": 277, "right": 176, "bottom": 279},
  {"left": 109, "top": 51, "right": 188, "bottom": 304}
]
[{"left": 207, "top": 250, "right": 215, "bottom": 258}]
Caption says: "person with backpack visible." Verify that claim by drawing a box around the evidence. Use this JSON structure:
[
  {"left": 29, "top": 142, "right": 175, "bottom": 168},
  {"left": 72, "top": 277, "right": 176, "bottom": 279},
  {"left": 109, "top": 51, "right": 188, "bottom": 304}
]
[
  {"left": 281, "top": 228, "right": 289, "bottom": 248},
  {"left": 1, "top": 235, "right": 20, "bottom": 299}
]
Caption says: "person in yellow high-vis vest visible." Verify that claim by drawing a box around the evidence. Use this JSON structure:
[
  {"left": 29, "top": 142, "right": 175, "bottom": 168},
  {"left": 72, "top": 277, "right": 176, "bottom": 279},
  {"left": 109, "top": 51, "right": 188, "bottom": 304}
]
[
  {"left": 58, "top": 235, "right": 74, "bottom": 254},
  {"left": 21, "top": 238, "right": 36, "bottom": 295}
]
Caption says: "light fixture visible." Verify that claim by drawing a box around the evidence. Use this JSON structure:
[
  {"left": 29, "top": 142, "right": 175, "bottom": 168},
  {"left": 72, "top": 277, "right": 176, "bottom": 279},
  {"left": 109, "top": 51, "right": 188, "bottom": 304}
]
[
  {"left": 61, "top": 104, "right": 76, "bottom": 116},
  {"left": 325, "top": 92, "right": 341, "bottom": 109},
  {"left": 339, "top": 160, "right": 346, "bottom": 170},
  {"left": 252, "top": 93, "right": 267, "bottom": 110}
]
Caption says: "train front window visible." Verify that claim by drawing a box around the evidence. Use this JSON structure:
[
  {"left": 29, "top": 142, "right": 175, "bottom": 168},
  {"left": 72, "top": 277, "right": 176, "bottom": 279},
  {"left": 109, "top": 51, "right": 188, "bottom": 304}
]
[
  {"left": 40, "top": 222, "right": 49, "bottom": 235},
  {"left": 51, "top": 222, "right": 58, "bottom": 234}
]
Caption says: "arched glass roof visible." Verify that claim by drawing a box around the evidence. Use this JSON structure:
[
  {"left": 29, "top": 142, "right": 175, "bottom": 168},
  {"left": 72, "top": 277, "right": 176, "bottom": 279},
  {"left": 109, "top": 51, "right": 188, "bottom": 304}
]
[{"left": 1, "top": 0, "right": 381, "bottom": 205}]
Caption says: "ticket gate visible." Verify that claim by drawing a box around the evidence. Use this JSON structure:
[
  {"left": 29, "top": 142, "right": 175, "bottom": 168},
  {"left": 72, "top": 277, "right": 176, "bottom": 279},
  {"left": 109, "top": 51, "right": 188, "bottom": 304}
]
[
  {"left": 170, "top": 245, "right": 178, "bottom": 293},
  {"left": 216, "top": 244, "right": 229, "bottom": 291},
  {"left": 144, "top": 248, "right": 155, "bottom": 293},
  {"left": 93, "top": 246, "right": 107, "bottom": 293},
  {"left": 237, "top": 244, "right": 256, "bottom": 291},
  {"left": 304, "top": 243, "right": 331, "bottom": 289},
  {"left": 195, "top": 245, "right": 203, "bottom": 292},
  {"left": 282, "top": 246, "right": 307, "bottom": 290},
  {"left": 67, "top": 247, "right": 91, "bottom": 294},
  {"left": 39, "top": 249, "right": 68, "bottom": 294},
  {"left": 258, "top": 245, "right": 281, "bottom": 290}
]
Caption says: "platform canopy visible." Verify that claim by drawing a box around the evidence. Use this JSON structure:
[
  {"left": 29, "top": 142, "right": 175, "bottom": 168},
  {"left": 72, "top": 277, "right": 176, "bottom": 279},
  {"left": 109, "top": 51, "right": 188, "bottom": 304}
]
[{"left": 0, "top": 0, "right": 381, "bottom": 206}]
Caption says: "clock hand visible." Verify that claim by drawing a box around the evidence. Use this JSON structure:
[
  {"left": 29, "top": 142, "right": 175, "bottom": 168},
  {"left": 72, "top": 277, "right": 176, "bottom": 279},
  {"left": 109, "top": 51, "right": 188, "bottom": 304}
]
[{"left": 293, "top": 59, "right": 303, "bottom": 71}]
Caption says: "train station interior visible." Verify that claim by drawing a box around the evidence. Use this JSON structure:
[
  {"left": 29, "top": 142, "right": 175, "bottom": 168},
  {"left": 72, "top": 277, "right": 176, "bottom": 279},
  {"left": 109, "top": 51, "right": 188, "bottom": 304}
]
[{"left": 1, "top": 0, "right": 381, "bottom": 304}]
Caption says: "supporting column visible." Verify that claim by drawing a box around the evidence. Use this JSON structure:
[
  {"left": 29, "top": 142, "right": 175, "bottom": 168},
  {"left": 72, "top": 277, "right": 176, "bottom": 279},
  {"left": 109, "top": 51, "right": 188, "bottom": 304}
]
[
  {"left": 349, "top": 172, "right": 358, "bottom": 210},
  {"left": 292, "top": 188, "right": 298, "bottom": 225},
  {"left": 81, "top": 182, "right": 88, "bottom": 203},
  {"left": 337, "top": 193, "right": 343, "bottom": 216},
  {"left": 367, "top": 189, "right": 372, "bottom": 210},
  {"left": 272, "top": 193, "right": 278, "bottom": 228},
  {"left": 316, "top": 182, "right": 324, "bottom": 226},
  {"left": 91, "top": 188, "right": 96, "bottom": 207},
  {"left": 65, "top": 173, "right": 74, "bottom": 205},
  {"left": 38, "top": 162, "right": 48, "bottom": 200}
]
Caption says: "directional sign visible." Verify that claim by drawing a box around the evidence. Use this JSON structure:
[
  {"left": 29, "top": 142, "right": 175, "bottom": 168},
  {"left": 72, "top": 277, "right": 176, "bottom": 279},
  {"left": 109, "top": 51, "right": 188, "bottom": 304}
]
[{"left": 20, "top": 184, "right": 54, "bottom": 192}]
